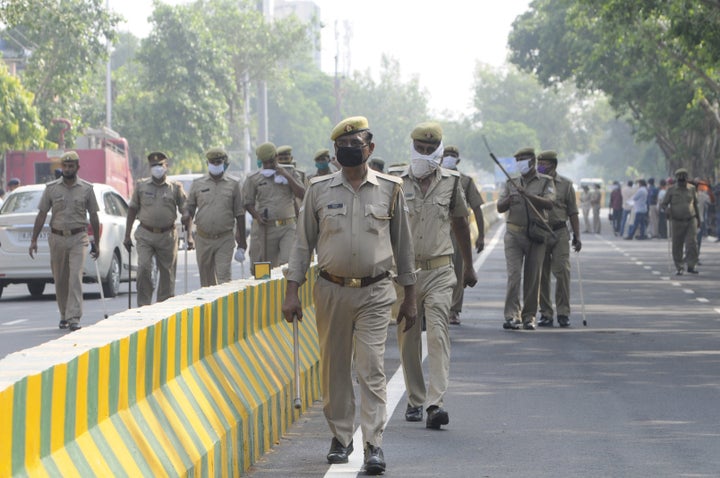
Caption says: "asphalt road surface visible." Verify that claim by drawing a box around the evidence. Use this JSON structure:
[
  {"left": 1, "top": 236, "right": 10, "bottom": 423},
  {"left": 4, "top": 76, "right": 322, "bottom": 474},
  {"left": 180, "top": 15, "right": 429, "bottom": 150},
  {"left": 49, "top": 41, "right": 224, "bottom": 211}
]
[{"left": 2, "top": 216, "right": 720, "bottom": 477}]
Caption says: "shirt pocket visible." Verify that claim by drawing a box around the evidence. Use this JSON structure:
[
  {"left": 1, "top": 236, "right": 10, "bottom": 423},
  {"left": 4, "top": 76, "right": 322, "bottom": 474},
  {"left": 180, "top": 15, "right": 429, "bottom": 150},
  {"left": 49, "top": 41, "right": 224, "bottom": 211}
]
[
  {"left": 365, "top": 204, "right": 391, "bottom": 235},
  {"left": 319, "top": 205, "right": 347, "bottom": 235},
  {"left": 432, "top": 196, "right": 451, "bottom": 222},
  {"left": 51, "top": 196, "right": 67, "bottom": 214},
  {"left": 73, "top": 198, "right": 87, "bottom": 216}
]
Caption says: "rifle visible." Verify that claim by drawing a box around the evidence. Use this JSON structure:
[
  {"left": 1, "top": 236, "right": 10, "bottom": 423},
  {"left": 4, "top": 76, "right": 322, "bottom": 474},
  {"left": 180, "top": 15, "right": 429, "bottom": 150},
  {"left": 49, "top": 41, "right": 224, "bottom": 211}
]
[{"left": 481, "top": 136, "right": 555, "bottom": 238}]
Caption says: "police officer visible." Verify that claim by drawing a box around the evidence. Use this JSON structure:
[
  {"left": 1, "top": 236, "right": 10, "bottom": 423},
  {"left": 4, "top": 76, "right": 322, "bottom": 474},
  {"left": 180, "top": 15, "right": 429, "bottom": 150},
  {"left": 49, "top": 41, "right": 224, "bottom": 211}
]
[
  {"left": 497, "top": 147, "right": 555, "bottom": 330},
  {"left": 306, "top": 148, "right": 332, "bottom": 182},
  {"left": 368, "top": 157, "right": 385, "bottom": 172},
  {"left": 661, "top": 167, "right": 700, "bottom": 275},
  {"left": 276, "top": 145, "right": 307, "bottom": 188},
  {"left": 441, "top": 145, "right": 485, "bottom": 325},
  {"left": 590, "top": 183, "right": 602, "bottom": 233},
  {"left": 282, "top": 116, "right": 417, "bottom": 475},
  {"left": 244, "top": 143, "right": 305, "bottom": 268},
  {"left": 29, "top": 151, "right": 100, "bottom": 331},
  {"left": 536, "top": 150, "right": 581, "bottom": 328},
  {"left": 397, "top": 123, "right": 477, "bottom": 430},
  {"left": 182, "top": 148, "right": 246, "bottom": 287},
  {"left": 124, "top": 152, "right": 186, "bottom": 306}
]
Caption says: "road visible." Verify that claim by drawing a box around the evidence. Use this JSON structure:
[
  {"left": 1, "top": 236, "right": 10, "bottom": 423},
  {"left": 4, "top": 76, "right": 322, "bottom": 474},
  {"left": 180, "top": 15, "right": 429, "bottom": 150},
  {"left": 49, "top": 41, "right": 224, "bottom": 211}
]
[
  {"left": 245, "top": 220, "right": 720, "bottom": 478},
  {"left": 2, "top": 217, "right": 720, "bottom": 477}
]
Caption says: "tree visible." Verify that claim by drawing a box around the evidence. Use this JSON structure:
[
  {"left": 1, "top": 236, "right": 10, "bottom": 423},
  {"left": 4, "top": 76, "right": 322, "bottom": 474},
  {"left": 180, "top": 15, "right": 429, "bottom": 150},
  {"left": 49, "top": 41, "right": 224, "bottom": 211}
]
[
  {"left": 2, "top": 0, "right": 120, "bottom": 140},
  {"left": 0, "top": 63, "right": 46, "bottom": 151},
  {"left": 508, "top": 0, "right": 720, "bottom": 178}
]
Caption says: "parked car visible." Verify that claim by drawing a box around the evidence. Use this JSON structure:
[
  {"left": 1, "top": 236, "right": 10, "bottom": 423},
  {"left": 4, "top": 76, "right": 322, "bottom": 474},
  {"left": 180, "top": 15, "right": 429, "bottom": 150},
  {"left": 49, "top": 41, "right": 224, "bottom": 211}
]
[{"left": 0, "top": 183, "right": 139, "bottom": 299}]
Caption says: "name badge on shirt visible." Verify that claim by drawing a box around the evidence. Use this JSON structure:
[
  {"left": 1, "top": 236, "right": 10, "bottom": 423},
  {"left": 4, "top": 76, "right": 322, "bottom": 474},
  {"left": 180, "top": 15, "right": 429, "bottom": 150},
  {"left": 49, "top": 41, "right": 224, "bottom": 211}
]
[{"left": 327, "top": 203, "right": 343, "bottom": 209}]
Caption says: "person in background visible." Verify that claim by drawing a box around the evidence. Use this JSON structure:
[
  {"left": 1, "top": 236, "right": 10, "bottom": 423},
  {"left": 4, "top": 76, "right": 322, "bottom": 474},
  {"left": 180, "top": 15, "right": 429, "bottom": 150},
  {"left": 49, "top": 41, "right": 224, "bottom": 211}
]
[
  {"left": 580, "top": 185, "right": 591, "bottom": 233},
  {"left": 124, "top": 152, "right": 187, "bottom": 306},
  {"left": 620, "top": 180, "right": 636, "bottom": 237},
  {"left": 625, "top": 179, "right": 648, "bottom": 240},
  {"left": 590, "top": 183, "right": 602, "bottom": 233},
  {"left": 693, "top": 177, "right": 711, "bottom": 261},
  {"left": 244, "top": 142, "right": 305, "bottom": 267},
  {"left": 283, "top": 116, "right": 417, "bottom": 475},
  {"left": 0, "top": 188, "right": 5, "bottom": 209},
  {"left": 368, "top": 157, "right": 385, "bottom": 173},
  {"left": 28, "top": 151, "right": 100, "bottom": 331},
  {"left": 647, "top": 177, "right": 659, "bottom": 238},
  {"left": 657, "top": 178, "right": 669, "bottom": 239},
  {"left": 440, "top": 145, "right": 485, "bottom": 326},
  {"left": 661, "top": 168, "right": 699, "bottom": 275},
  {"left": 7, "top": 178, "right": 21, "bottom": 192},
  {"left": 306, "top": 148, "right": 333, "bottom": 182},
  {"left": 183, "top": 148, "right": 246, "bottom": 287},
  {"left": 609, "top": 181, "right": 623, "bottom": 236},
  {"left": 536, "top": 150, "right": 581, "bottom": 328}
]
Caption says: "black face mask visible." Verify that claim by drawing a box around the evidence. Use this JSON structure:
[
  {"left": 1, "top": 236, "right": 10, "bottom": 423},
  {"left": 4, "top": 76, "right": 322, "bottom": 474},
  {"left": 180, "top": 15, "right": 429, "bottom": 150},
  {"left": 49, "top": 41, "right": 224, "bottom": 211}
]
[{"left": 336, "top": 146, "right": 365, "bottom": 167}]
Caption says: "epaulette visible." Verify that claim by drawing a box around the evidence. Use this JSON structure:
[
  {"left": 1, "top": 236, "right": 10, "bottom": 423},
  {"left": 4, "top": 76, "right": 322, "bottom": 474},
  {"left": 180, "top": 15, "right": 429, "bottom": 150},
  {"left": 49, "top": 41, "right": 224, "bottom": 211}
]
[
  {"left": 441, "top": 168, "right": 461, "bottom": 178},
  {"left": 375, "top": 171, "right": 403, "bottom": 185},
  {"left": 138, "top": 177, "right": 153, "bottom": 185},
  {"left": 309, "top": 174, "right": 335, "bottom": 185}
]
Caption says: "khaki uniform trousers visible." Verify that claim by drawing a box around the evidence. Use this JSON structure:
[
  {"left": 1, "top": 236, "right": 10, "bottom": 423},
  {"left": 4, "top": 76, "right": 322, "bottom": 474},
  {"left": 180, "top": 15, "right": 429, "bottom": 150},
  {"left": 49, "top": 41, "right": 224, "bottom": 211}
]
[
  {"left": 195, "top": 231, "right": 234, "bottom": 287},
  {"left": 539, "top": 227, "right": 571, "bottom": 318},
  {"left": 248, "top": 222, "right": 295, "bottom": 267},
  {"left": 671, "top": 219, "right": 699, "bottom": 270},
  {"left": 313, "top": 276, "right": 396, "bottom": 448},
  {"left": 49, "top": 232, "right": 89, "bottom": 324},
  {"left": 449, "top": 233, "right": 464, "bottom": 314},
  {"left": 504, "top": 229, "right": 546, "bottom": 324},
  {"left": 592, "top": 205, "right": 601, "bottom": 233},
  {"left": 582, "top": 206, "right": 591, "bottom": 232},
  {"left": 135, "top": 226, "right": 178, "bottom": 307},
  {"left": 648, "top": 204, "right": 659, "bottom": 237},
  {"left": 397, "top": 264, "right": 456, "bottom": 409}
]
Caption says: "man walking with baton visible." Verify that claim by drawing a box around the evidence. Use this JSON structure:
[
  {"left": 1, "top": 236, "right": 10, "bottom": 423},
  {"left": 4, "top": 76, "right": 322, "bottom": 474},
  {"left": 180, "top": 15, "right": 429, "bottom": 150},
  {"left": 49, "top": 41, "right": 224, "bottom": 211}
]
[
  {"left": 282, "top": 116, "right": 417, "bottom": 475},
  {"left": 495, "top": 147, "right": 555, "bottom": 330}
]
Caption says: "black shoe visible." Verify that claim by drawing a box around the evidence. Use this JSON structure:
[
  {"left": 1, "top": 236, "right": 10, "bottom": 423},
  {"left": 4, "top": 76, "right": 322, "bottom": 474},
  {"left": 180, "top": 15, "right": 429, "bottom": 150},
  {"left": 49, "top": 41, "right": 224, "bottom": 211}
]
[
  {"left": 58, "top": 319, "right": 69, "bottom": 330},
  {"left": 557, "top": 315, "right": 570, "bottom": 327},
  {"left": 405, "top": 404, "right": 423, "bottom": 422},
  {"left": 523, "top": 322, "right": 536, "bottom": 330},
  {"left": 327, "top": 437, "right": 353, "bottom": 464},
  {"left": 68, "top": 322, "right": 82, "bottom": 332},
  {"left": 426, "top": 406, "right": 449, "bottom": 429},
  {"left": 687, "top": 268, "right": 699, "bottom": 274},
  {"left": 676, "top": 268, "right": 684, "bottom": 276},
  {"left": 363, "top": 443, "right": 386, "bottom": 475},
  {"left": 537, "top": 316, "right": 553, "bottom": 327},
  {"left": 503, "top": 319, "right": 520, "bottom": 330}
]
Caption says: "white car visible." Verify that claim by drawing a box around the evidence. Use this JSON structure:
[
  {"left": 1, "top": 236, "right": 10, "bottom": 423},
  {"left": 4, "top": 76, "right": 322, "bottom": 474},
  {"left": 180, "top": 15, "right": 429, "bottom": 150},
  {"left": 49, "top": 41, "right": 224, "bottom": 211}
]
[{"left": 0, "top": 183, "right": 139, "bottom": 299}]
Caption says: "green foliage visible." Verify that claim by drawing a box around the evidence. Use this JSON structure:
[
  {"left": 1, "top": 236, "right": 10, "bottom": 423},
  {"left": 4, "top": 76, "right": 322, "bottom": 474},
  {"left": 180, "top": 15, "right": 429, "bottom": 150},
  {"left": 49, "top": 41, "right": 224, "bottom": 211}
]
[
  {"left": 0, "top": 63, "right": 45, "bottom": 150},
  {"left": 2, "top": 0, "right": 119, "bottom": 136},
  {"left": 508, "top": 0, "right": 720, "bottom": 179}
]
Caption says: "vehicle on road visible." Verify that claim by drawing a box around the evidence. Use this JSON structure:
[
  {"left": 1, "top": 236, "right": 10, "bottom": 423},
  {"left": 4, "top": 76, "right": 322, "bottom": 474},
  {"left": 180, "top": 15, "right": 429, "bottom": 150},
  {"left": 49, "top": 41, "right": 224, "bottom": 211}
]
[{"left": 0, "top": 183, "right": 139, "bottom": 299}]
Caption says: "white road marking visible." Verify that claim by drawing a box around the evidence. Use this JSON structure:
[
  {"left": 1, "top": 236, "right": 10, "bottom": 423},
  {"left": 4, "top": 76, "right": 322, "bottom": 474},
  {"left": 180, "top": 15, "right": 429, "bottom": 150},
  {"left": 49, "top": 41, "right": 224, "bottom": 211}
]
[
  {"left": 683, "top": 289, "right": 694, "bottom": 294},
  {"left": 696, "top": 298, "right": 709, "bottom": 303},
  {"left": 2, "top": 319, "right": 28, "bottom": 326}
]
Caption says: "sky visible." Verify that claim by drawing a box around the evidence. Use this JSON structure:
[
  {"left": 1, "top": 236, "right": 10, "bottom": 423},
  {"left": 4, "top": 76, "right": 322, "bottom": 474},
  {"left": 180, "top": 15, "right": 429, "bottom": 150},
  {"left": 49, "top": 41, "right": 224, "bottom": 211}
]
[{"left": 111, "top": 0, "right": 531, "bottom": 117}]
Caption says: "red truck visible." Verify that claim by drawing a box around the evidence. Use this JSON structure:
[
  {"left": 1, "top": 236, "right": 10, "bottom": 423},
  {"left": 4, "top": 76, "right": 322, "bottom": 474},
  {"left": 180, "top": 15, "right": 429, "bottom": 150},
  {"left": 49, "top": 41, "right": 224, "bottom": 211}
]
[{"left": 4, "top": 125, "right": 134, "bottom": 199}]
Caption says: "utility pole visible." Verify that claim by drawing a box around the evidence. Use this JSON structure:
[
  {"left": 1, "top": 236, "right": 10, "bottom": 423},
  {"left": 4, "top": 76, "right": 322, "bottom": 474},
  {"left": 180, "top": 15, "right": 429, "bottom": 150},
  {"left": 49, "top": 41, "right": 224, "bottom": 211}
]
[
  {"left": 106, "top": 0, "right": 112, "bottom": 128},
  {"left": 256, "top": 0, "right": 272, "bottom": 144}
]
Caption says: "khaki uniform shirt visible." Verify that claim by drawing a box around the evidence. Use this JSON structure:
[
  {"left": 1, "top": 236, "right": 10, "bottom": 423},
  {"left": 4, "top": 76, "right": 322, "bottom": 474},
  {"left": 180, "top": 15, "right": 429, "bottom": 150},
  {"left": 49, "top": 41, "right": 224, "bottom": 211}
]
[
  {"left": 38, "top": 178, "right": 99, "bottom": 229},
  {"left": 287, "top": 169, "right": 416, "bottom": 286},
  {"left": 129, "top": 178, "right": 186, "bottom": 228},
  {"left": 460, "top": 173, "right": 484, "bottom": 210},
  {"left": 661, "top": 184, "right": 698, "bottom": 221},
  {"left": 186, "top": 174, "right": 244, "bottom": 235},
  {"left": 400, "top": 167, "right": 469, "bottom": 261},
  {"left": 243, "top": 170, "right": 297, "bottom": 220},
  {"left": 500, "top": 173, "right": 556, "bottom": 226},
  {"left": 548, "top": 174, "right": 578, "bottom": 225}
]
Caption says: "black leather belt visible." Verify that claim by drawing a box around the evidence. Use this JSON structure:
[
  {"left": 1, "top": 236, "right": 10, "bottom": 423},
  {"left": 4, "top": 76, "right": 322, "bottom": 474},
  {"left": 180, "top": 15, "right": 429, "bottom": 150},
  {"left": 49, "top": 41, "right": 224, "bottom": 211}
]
[
  {"left": 551, "top": 223, "right": 567, "bottom": 231},
  {"left": 319, "top": 270, "right": 389, "bottom": 288},
  {"left": 51, "top": 227, "right": 86, "bottom": 236},
  {"left": 140, "top": 223, "right": 175, "bottom": 233}
]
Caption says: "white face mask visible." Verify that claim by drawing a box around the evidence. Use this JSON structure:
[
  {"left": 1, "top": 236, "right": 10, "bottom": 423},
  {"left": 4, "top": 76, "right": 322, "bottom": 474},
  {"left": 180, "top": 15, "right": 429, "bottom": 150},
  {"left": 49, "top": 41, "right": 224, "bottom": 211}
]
[
  {"left": 441, "top": 156, "right": 459, "bottom": 169},
  {"left": 208, "top": 163, "right": 225, "bottom": 176},
  {"left": 410, "top": 141, "right": 443, "bottom": 178},
  {"left": 517, "top": 159, "right": 532, "bottom": 176},
  {"left": 151, "top": 165, "right": 166, "bottom": 179}
]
